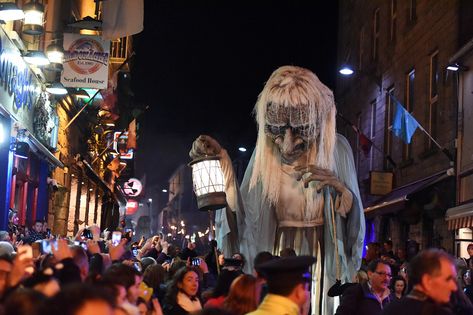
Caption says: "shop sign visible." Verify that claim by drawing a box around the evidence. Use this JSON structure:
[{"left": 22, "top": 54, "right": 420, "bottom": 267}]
[
  {"left": 0, "top": 27, "right": 42, "bottom": 131},
  {"left": 113, "top": 131, "right": 133, "bottom": 159},
  {"left": 122, "top": 178, "right": 142, "bottom": 197},
  {"left": 126, "top": 199, "right": 139, "bottom": 215},
  {"left": 370, "top": 171, "right": 393, "bottom": 195},
  {"left": 61, "top": 33, "right": 110, "bottom": 89}
]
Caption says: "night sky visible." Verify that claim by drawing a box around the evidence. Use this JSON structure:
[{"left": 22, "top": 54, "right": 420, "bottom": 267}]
[{"left": 131, "top": 0, "right": 339, "bottom": 189}]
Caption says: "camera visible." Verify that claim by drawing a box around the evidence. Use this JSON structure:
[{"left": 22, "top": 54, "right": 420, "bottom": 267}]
[{"left": 81, "top": 229, "right": 93, "bottom": 240}]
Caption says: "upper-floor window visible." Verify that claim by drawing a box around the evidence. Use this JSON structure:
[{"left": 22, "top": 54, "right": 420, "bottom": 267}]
[
  {"left": 390, "top": 0, "right": 397, "bottom": 42},
  {"left": 384, "top": 88, "right": 395, "bottom": 170},
  {"left": 373, "top": 8, "right": 380, "bottom": 60},
  {"left": 428, "top": 51, "right": 439, "bottom": 149},
  {"left": 370, "top": 99, "right": 377, "bottom": 170},
  {"left": 403, "top": 69, "right": 415, "bottom": 160},
  {"left": 409, "top": 0, "right": 417, "bottom": 22},
  {"left": 359, "top": 26, "right": 365, "bottom": 70}
]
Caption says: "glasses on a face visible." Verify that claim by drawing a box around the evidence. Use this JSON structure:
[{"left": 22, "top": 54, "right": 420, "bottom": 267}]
[{"left": 374, "top": 271, "right": 392, "bottom": 278}]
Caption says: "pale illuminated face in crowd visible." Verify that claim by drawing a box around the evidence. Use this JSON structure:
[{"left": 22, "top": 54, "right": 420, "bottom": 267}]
[
  {"left": 127, "top": 275, "right": 142, "bottom": 304},
  {"left": 178, "top": 271, "right": 199, "bottom": 297},
  {"left": 423, "top": 258, "right": 458, "bottom": 304},
  {"left": 368, "top": 263, "right": 392, "bottom": 292},
  {"left": 33, "top": 222, "right": 43, "bottom": 233},
  {"left": 467, "top": 245, "right": 473, "bottom": 257},
  {"left": 394, "top": 279, "right": 405, "bottom": 295}
]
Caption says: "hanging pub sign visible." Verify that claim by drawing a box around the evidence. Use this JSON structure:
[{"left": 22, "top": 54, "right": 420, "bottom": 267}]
[
  {"left": 122, "top": 178, "right": 142, "bottom": 197},
  {"left": 61, "top": 33, "right": 110, "bottom": 89},
  {"left": 113, "top": 131, "right": 134, "bottom": 159},
  {"left": 370, "top": 171, "right": 394, "bottom": 196}
]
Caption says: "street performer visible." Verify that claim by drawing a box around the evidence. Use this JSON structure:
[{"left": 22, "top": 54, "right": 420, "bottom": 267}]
[{"left": 190, "top": 65, "right": 365, "bottom": 314}]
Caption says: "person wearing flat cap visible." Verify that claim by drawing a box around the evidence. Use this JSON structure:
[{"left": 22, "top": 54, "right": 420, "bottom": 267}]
[{"left": 247, "top": 255, "right": 316, "bottom": 315}]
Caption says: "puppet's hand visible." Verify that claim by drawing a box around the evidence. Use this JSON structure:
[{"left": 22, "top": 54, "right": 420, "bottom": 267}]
[
  {"left": 189, "top": 135, "right": 222, "bottom": 159},
  {"left": 294, "top": 165, "right": 353, "bottom": 217}
]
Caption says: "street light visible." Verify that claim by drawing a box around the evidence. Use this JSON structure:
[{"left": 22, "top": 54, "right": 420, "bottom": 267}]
[
  {"left": 189, "top": 156, "right": 227, "bottom": 211},
  {"left": 339, "top": 65, "right": 354, "bottom": 76},
  {"left": 0, "top": 2, "right": 24, "bottom": 22},
  {"left": 22, "top": 0, "right": 44, "bottom": 35}
]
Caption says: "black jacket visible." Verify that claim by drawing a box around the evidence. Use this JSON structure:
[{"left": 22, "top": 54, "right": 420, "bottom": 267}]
[{"left": 335, "top": 282, "right": 392, "bottom": 315}]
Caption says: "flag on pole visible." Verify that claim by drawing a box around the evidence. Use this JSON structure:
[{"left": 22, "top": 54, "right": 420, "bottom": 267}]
[
  {"left": 126, "top": 119, "right": 137, "bottom": 150},
  {"left": 391, "top": 96, "right": 420, "bottom": 144},
  {"left": 102, "top": 0, "right": 144, "bottom": 40}
]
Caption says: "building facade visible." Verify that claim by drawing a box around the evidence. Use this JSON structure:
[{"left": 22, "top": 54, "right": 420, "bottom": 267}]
[{"left": 336, "top": 0, "right": 471, "bottom": 255}]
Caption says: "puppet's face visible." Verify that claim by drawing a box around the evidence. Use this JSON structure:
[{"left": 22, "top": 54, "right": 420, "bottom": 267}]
[{"left": 265, "top": 103, "right": 317, "bottom": 164}]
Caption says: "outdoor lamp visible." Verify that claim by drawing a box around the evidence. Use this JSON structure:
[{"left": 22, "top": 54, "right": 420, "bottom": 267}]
[
  {"left": 339, "top": 65, "right": 354, "bottom": 76},
  {"left": 0, "top": 2, "right": 24, "bottom": 22},
  {"left": 14, "top": 141, "right": 30, "bottom": 159},
  {"left": 45, "top": 43, "right": 64, "bottom": 72},
  {"left": 23, "top": 0, "right": 44, "bottom": 35},
  {"left": 24, "top": 50, "right": 50, "bottom": 66},
  {"left": 46, "top": 82, "right": 67, "bottom": 95},
  {"left": 189, "top": 156, "right": 227, "bottom": 211}
]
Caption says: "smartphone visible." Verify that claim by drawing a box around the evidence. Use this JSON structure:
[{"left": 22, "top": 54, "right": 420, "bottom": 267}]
[
  {"left": 192, "top": 257, "right": 201, "bottom": 266},
  {"left": 112, "top": 231, "right": 121, "bottom": 246},
  {"left": 42, "top": 240, "right": 52, "bottom": 254}
]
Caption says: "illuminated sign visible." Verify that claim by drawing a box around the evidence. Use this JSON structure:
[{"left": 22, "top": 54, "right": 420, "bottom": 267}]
[
  {"left": 61, "top": 33, "right": 110, "bottom": 89},
  {"left": 113, "top": 131, "right": 133, "bottom": 159},
  {"left": 0, "top": 27, "right": 42, "bottom": 132},
  {"left": 126, "top": 199, "right": 139, "bottom": 215},
  {"left": 122, "top": 178, "right": 142, "bottom": 197}
]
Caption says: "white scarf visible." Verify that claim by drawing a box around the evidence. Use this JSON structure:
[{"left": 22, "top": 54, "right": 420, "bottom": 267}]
[{"left": 177, "top": 292, "right": 202, "bottom": 312}]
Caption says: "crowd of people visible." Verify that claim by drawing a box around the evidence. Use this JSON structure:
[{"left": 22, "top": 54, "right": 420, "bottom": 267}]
[{"left": 0, "top": 216, "right": 472, "bottom": 315}]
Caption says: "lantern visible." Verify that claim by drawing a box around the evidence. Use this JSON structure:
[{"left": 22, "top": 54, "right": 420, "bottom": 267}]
[
  {"left": 189, "top": 156, "right": 227, "bottom": 211},
  {"left": 23, "top": 0, "right": 44, "bottom": 35},
  {"left": 45, "top": 43, "right": 64, "bottom": 72}
]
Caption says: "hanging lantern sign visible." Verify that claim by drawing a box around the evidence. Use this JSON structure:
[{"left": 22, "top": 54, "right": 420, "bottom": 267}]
[{"left": 189, "top": 156, "right": 227, "bottom": 211}]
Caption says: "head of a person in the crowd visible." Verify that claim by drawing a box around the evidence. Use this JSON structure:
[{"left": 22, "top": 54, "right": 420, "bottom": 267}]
[
  {"left": 143, "top": 264, "right": 166, "bottom": 292},
  {"left": 365, "top": 242, "right": 380, "bottom": 262},
  {"left": 253, "top": 251, "right": 273, "bottom": 278},
  {"left": 383, "top": 240, "right": 393, "bottom": 253},
  {"left": 391, "top": 275, "right": 407, "bottom": 296},
  {"left": 280, "top": 248, "right": 297, "bottom": 258},
  {"left": 223, "top": 274, "right": 260, "bottom": 315},
  {"left": 136, "top": 297, "right": 149, "bottom": 315},
  {"left": 211, "top": 269, "right": 240, "bottom": 298},
  {"left": 409, "top": 249, "right": 458, "bottom": 304},
  {"left": 0, "top": 255, "right": 13, "bottom": 298},
  {"left": 3, "top": 287, "right": 46, "bottom": 315},
  {"left": 165, "top": 266, "right": 201, "bottom": 305},
  {"left": 0, "top": 231, "right": 11, "bottom": 242},
  {"left": 46, "top": 283, "right": 115, "bottom": 315},
  {"left": 70, "top": 245, "right": 89, "bottom": 282},
  {"left": 102, "top": 263, "right": 143, "bottom": 305},
  {"left": 354, "top": 269, "right": 368, "bottom": 284},
  {"left": 367, "top": 259, "right": 392, "bottom": 293},
  {"left": 397, "top": 248, "right": 407, "bottom": 261},
  {"left": 467, "top": 243, "right": 473, "bottom": 258},
  {"left": 141, "top": 256, "right": 157, "bottom": 273},
  {"left": 0, "top": 241, "right": 15, "bottom": 258},
  {"left": 232, "top": 253, "right": 246, "bottom": 270},
  {"left": 22, "top": 270, "right": 60, "bottom": 297},
  {"left": 259, "top": 256, "right": 315, "bottom": 308},
  {"left": 32, "top": 220, "right": 43, "bottom": 234}
]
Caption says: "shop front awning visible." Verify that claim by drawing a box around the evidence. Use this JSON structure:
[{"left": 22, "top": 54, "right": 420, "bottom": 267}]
[
  {"left": 27, "top": 134, "right": 64, "bottom": 168},
  {"left": 445, "top": 202, "right": 473, "bottom": 230},
  {"left": 364, "top": 170, "right": 451, "bottom": 218}
]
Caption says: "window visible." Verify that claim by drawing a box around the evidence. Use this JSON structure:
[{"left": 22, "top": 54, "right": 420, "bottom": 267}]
[
  {"left": 359, "top": 26, "right": 365, "bottom": 70},
  {"left": 428, "top": 51, "right": 439, "bottom": 149},
  {"left": 390, "top": 0, "right": 397, "bottom": 41},
  {"left": 356, "top": 112, "right": 362, "bottom": 172},
  {"left": 409, "top": 0, "right": 417, "bottom": 22},
  {"left": 384, "top": 88, "right": 395, "bottom": 170},
  {"left": 370, "top": 99, "right": 377, "bottom": 170},
  {"left": 373, "top": 8, "right": 380, "bottom": 60},
  {"left": 403, "top": 69, "right": 415, "bottom": 160}
]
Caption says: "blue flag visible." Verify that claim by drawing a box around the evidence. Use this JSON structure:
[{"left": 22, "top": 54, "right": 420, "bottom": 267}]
[{"left": 391, "top": 95, "right": 419, "bottom": 144}]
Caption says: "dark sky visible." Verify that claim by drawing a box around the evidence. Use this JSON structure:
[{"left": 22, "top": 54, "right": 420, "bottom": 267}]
[{"left": 131, "top": 0, "right": 339, "bottom": 189}]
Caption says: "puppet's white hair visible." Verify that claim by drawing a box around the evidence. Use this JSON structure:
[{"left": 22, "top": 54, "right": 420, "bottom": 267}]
[{"left": 250, "top": 65, "right": 337, "bottom": 206}]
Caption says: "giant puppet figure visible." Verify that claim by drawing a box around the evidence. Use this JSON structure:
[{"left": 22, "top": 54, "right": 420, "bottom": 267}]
[{"left": 190, "top": 66, "right": 364, "bottom": 314}]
